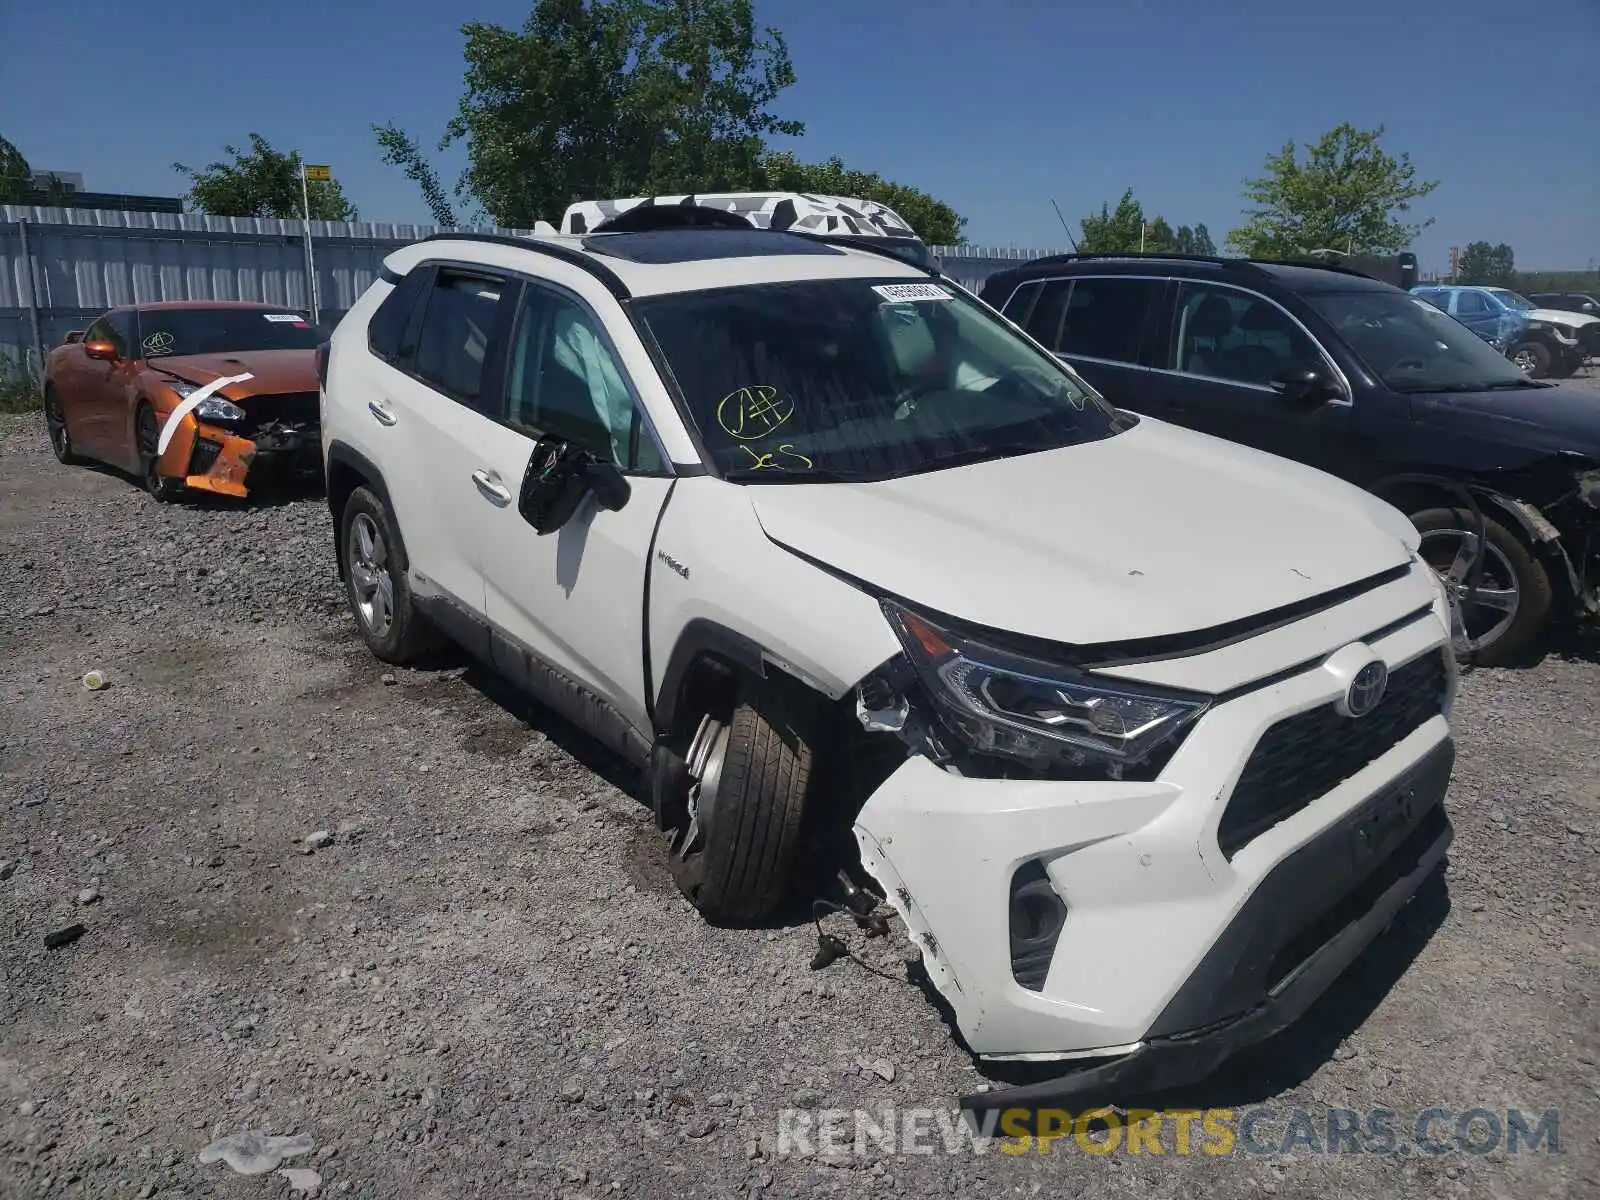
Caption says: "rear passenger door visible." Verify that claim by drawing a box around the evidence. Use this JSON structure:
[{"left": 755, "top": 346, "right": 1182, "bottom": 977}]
[
  {"left": 1450, "top": 290, "right": 1499, "bottom": 341},
  {"left": 1147, "top": 279, "right": 1355, "bottom": 471},
  {"left": 998, "top": 275, "right": 1166, "bottom": 411},
  {"left": 375, "top": 263, "right": 516, "bottom": 646}
]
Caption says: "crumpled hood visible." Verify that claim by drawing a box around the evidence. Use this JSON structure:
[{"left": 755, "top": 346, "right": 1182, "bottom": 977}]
[
  {"left": 746, "top": 418, "right": 1415, "bottom": 647},
  {"left": 1525, "top": 308, "right": 1600, "bottom": 331},
  {"left": 1407, "top": 384, "right": 1600, "bottom": 459},
  {"left": 143, "top": 349, "right": 317, "bottom": 399}
]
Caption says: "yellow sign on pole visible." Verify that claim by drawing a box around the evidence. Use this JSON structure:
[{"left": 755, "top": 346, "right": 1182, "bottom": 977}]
[{"left": 304, "top": 164, "right": 332, "bottom": 182}]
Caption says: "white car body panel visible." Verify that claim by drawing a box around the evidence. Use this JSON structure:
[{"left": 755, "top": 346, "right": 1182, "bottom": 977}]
[
  {"left": 747, "top": 417, "right": 1416, "bottom": 647},
  {"left": 647, "top": 476, "right": 902, "bottom": 705},
  {"left": 1527, "top": 307, "right": 1600, "bottom": 332}
]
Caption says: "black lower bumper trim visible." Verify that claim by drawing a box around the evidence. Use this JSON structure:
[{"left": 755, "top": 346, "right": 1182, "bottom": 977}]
[{"left": 960, "top": 739, "right": 1455, "bottom": 1112}]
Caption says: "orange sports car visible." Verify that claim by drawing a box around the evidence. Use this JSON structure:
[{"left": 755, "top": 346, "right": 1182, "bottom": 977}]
[{"left": 42, "top": 301, "right": 324, "bottom": 500}]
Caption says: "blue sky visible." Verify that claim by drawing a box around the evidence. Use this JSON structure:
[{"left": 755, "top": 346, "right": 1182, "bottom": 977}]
[{"left": 3, "top": 0, "right": 1596, "bottom": 271}]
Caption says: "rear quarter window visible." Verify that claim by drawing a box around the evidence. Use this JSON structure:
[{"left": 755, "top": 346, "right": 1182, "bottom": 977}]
[{"left": 368, "top": 269, "right": 429, "bottom": 363}]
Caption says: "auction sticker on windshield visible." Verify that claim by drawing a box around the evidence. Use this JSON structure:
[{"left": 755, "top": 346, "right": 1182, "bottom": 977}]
[
  {"left": 872, "top": 283, "right": 953, "bottom": 303},
  {"left": 263, "top": 314, "right": 308, "bottom": 324}
]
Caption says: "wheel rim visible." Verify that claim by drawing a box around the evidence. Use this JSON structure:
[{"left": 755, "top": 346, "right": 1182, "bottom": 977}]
[
  {"left": 348, "top": 512, "right": 395, "bottom": 638},
  {"left": 1512, "top": 349, "right": 1537, "bottom": 373},
  {"left": 44, "top": 394, "right": 69, "bottom": 456},
  {"left": 670, "top": 715, "right": 729, "bottom": 892},
  {"left": 1418, "top": 527, "right": 1521, "bottom": 654}
]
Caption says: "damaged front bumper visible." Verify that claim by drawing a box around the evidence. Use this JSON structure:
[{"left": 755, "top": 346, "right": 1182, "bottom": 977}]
[
  {"left": 851, "top": 601, "right": 1456, "bottom": 1108},
  {"left": 156, "top": 414, "right": 322, "bottom": 498}
]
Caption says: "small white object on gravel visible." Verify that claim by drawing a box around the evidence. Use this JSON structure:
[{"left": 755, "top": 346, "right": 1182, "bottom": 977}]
[
  {"left": 76, "top": 887, "right": 101, "bottom": 905},
  {"left": 303, "top": 831, "right": 333, "bottom": 850},
  {"left": 197, "top": 1130, "right": 314, "bottom": 1176},
  {"left": 280, "top": 1167, "right": 324, "bottom": 1193}
]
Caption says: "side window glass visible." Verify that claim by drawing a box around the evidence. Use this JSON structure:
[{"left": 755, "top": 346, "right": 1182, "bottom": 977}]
[
  {"left": 369, "top": 268, "right": 429, "bottom": 363},
  {"left": 1022, "top": 280, "right": 1073, "bottom": 351},
  {"left": 1000, "top": 280, "right": 1040, "bottom": 328},
  {"left": 502, "top": 288, "right": 664, "bottom": 473},
  {"left": 1056, "top": 278, "right": 1159, "bottom": 363},
  {"left": 1169, "top": 283, "right": 1318, "bottom": 387},
  {"left": 412, "top": 270, "right": 505, "bottom": 404},
  {"left": 1456, "top": 292, "right": 1484, "bottom": 315},
  {"left": 108, "top": 314, "right": 136, "bottom": 357}
]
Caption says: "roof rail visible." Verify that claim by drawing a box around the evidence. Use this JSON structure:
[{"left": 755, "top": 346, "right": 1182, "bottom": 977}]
[
  {"left": 1016, "top": 250, "right": 1382, "bottom": 281},
  {"left": 411, "top": 230, "right": 631, "bottom": 299}
]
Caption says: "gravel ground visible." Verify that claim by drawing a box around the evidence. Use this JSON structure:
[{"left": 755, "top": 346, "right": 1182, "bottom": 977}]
[{"left": 1, "top": 404, "right": 1597, "bottom": 1200}]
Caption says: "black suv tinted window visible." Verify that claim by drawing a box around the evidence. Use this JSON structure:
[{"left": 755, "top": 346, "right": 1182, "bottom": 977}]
[
  {"left": 1167, "top": 282, "right": 1320, "bottom": 387},
  {"left": 369, "top": 268, "right": 429, "bottom": 363},
  {"left": 412, "top": 270, "right": 506, "bottom": 404},
  {"left": 1054, "top": 278, "right": 1161, "bottom": 363}
]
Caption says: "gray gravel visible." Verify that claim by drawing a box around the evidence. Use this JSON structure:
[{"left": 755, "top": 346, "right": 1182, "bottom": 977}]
[{"left": 1, "top": 408, "right": 1597, "bottom": 1199}]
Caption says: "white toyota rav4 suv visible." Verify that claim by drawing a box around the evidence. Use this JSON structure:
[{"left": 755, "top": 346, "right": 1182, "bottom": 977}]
[{"left": 319, "top": 204, "right": 1460, "bottom": 1107}]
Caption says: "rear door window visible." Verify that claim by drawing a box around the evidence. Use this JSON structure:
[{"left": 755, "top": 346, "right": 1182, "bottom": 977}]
[
  {"left": 1022, "top": 280, "right": 1073, "bottom": 353},
  {"left": 1054, "top": 277, "right": 1162, "bottom": 364},
  {"left": 1455, "top": 291, "right": 1488, "bottom": 315},
  {"left": 369, "top": 268, "right": 430, "bottom": 363},
  {"left": 411, "top": 269, "right": 509, "bottom": 406}
]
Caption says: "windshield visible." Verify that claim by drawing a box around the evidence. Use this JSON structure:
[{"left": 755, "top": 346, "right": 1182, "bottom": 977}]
[
  {"left": 136, "top": 308, "right": 318, "bottom": 358},
  {"left": 633, "top": 278, "right": 1128, "bottom": 481},
  {"left": 1307, "top": 290, "right": 1535, "bottom": 393},
  {"left": 1487, "top": 289, "right": 1534, "bottom": 311}
]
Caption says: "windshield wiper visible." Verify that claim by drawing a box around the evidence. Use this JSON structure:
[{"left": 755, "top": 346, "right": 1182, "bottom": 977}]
[{"left": 722, "top": 466, "right": 887, "bottom": 484}]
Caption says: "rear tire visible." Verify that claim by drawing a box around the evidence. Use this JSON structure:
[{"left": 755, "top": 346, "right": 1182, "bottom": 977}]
[
  {"left": 43, "top": 387, "right": 84, "bottom": 465},
  {"left": 1509, "top": 341, "right": 1552, "bottom": 379},
  {"left": 339, "top": 486, "right": 440, "bottom": 665},
  {"left": 669, "top": 680, "right": 814, "bottom": 925},
  {"left": 1413, "top": 506, "right": 1552, "bottom": 666}
]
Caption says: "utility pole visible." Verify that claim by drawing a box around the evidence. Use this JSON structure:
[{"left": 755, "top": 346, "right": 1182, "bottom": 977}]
[
  {"left": 301, "top": 162, "right": 332, "bottom": 326},
  {"left": 1449, "top": 245, "right": 1460, "bottom": 283}
]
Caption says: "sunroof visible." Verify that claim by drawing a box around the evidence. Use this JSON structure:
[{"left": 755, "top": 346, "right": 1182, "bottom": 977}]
[{"left": 580, "top": 228, "right": 845, "bottom": 265}]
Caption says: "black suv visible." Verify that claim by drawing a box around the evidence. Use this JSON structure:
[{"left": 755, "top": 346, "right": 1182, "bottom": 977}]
[
  {"left": 977, "top": 253, "right": 1600, "bottom": 664},
  {"left": 1528, "top": 292, "right": 1600, "bottom": 318}
]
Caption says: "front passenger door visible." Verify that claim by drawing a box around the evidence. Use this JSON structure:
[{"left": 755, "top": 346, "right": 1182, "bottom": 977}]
[
  {"left": 1149, "top": 281, "right": 1356, "bottom": 472},
  {"left": 473, "top": 281, "right": 676, "bottom": 740}
]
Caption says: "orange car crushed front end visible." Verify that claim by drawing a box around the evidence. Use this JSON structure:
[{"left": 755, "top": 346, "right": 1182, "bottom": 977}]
[{"left": 149, "top": 375, "right": 322, "bottom": 499}]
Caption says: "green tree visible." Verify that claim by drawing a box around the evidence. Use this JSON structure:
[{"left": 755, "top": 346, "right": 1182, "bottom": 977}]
[
  {"left": 1456, "top": 241, "right": 1516, "bottom": 287},
  {"left": 173, "top": 134, "right": 357, "bottom": 220},
  {"left": 1174, "top": 223, "right": 1217, "bottom": 255},
  {"left": 1078, "top": 189, "right": 1206, "bottom": 254},
  {"left": 444, "top": 0, "right": 803, "bottom": 227},
  {"left": 754, "top": 151, "right": 964, "bottom": 244},
  {"left": 373, "top": 122, "right": 459, "bottom": 227},
  {"left": 1, "top": 135, "right": 34, "bottom": 202},
  {"left": 1226, "top": 123, "right": 1437, "bottom": 258}
]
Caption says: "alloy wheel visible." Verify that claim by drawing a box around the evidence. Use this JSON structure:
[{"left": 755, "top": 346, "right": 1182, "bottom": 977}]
[
  {"left": 1512, "top": 348, "right": 1538, "bottom": 374},
  {"left": 1418, "top": 527, "right": 1520, "bottom": 655},
  {"left": 44, "top": 393, "right": 70, "bottom": 459},
  {"left": 348, "top": 512, "right": 396, "bottom": 639},
  {"left": 669, "top": 714, "right": 729, "bottom": 893}
]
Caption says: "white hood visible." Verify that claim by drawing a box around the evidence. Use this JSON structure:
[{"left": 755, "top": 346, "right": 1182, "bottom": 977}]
[
  {"left": 1529, "top": 308, "right": 1600, "bottom": 330},
  {"left": 746, "top": 418, "right": 1415, "bottom": 647}
]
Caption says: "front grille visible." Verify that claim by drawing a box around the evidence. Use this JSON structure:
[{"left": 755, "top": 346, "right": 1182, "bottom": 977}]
[
  {"left": 1217, "top": 651, "right": 1447, "bottom": 859},
  {"left": 237, "top": 392, "right": 319, "bottom": 436},
  {"left": 188, "top": 437, "right": 223, "bottom": 475}
]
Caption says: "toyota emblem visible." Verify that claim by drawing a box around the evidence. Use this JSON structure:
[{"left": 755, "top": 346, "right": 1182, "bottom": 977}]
[{"left": 1345, "top": 661, "right": 1388, "bottom": 718}]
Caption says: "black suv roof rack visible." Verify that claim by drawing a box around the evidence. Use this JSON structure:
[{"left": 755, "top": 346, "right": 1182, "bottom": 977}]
[{"left": 1018, "top": 250, "right": 1379, "bottom": 281}]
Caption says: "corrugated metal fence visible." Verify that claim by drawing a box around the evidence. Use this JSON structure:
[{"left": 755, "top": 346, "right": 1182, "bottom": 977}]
[{"left": 0, "top": 204, "right": 1065, "bottom": 375}]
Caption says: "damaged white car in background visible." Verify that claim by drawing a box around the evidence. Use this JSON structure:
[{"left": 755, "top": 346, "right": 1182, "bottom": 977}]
[{"left": 319, "top": 194, "right": 1460, "bottom": 1110}]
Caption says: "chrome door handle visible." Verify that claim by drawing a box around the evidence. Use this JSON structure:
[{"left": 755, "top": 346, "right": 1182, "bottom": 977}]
[
  {"left": 471, "top": 469, "right": 512, "bottom": 506},
  {"left": 367, "top": 399, "right": 397, "bottom": 426}
]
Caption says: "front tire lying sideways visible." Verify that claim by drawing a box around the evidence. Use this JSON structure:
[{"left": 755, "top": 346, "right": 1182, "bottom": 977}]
[{"left": 669, "top": 681, "right": 814, "bottom": 926}]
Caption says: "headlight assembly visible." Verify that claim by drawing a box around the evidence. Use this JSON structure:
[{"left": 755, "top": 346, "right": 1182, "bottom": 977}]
[
  {"left": 876, "top": 600, "right": 1211, "bottom": 776},
  {"left": 194, "top": 396, "right": 246, "bottom": 422}
]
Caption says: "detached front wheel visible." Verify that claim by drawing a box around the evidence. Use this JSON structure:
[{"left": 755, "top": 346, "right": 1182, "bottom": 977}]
[
  {"left": 669, "top": 682, "right": 814, "bottom": 926},
  {"left": 1414, "top": 506, "right": 1552, "bottom": 666}
]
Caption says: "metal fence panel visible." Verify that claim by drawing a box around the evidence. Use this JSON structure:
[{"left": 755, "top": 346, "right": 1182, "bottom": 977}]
[{"left": 1, "top": 204, "right": 1067, "bottom": 374}]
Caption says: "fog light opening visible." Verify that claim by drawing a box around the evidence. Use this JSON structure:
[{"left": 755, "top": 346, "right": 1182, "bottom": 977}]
[{"left": 1009, "top": 859, "right": 1068, "bottom": 992}]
